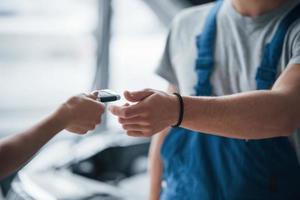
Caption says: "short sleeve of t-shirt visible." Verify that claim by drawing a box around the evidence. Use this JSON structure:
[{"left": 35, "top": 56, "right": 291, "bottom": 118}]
[
  {"left": 155, "top": 32, "right": 179, "bottom": 87},
  {"left": 288, "top": 25, "right": 300, "bottom": 65},
  {"left": 155, "top": 4, "right": 213, "bottom": 89}
]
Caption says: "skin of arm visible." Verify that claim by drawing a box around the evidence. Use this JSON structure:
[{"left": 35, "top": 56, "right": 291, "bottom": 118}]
[
  {"left": 232, "top": 0, "right": 287, "bottom": 17},
  {"left": 149, "top": 128, "right": 169, "bottom": 200},
  {"left": 148, "top": 85, "right": 177, "bottom": 200},
  {"left": 0, "top": 92, "right": 104, "bottom": 180},
  {"left": 109, "top": 63, "right": 300, "bottom": 139}
]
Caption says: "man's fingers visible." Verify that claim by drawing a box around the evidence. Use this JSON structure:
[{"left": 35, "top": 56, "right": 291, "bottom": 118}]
[
  {"left": 124, "top": 89, "right": 154, "bottom": 102},
  {"left": 118, "top": 116, "right": 148, "bottom": 125},
  {"left": 122, "top": 124, "right": 148, "bottom": 131},
  {"left": 126, "top": 131, "right": 143, "bottom": 137},
  {"left": 109, "top": 104, "right": 141, "bottom": 118},
  {"left": 108, "top": 105, "right": 121, "bottom": 116}
]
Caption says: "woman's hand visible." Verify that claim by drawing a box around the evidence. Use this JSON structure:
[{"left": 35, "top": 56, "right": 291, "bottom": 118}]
[{"left": 55, "top": 92, "right": 105, "bottom": 134}]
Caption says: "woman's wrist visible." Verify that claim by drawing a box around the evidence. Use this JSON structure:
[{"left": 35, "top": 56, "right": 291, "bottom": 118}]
[
  {"left": 51, "top": 104, "right": 70, "bottom": 130},
  {"left": 29, "top": 108, "right": 67, "bottom": 139}
]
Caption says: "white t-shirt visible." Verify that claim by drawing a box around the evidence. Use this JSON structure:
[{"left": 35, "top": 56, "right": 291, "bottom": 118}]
[{"left": 156, "top": 0, "right": 300, "bottom": 158}]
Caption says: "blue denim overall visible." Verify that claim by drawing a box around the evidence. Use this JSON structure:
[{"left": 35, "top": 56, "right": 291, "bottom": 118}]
[{"left": 160, "top": 1, "right": 300, "bottom": 199}]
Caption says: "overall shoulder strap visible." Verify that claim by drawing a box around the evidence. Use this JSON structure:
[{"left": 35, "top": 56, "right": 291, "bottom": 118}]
[
  {"left": 194, "top": 0, "right": 223, "bottom": 96},
  {"left": 256, "top": 3, "right": 300, "bottom": 90}
]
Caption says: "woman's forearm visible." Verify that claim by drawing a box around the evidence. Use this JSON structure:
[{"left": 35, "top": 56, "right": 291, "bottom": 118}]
[
  {"left": 0, "top": 111, "right": 64, "bottom": 179},
  {"left": 182, "top": 90, "right": 298, "bottom": 139},
  {"left": 0, "top": 93, "right": 105, "bottom": 180}
]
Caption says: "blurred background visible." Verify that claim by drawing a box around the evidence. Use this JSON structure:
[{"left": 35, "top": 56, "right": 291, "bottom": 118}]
[{"left": 0, "top": 0, "right": 212, "bottom": 199}]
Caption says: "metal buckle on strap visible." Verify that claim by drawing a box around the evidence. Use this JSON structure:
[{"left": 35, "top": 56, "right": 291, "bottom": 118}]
[
  {"left": 195, "top": 68, "right": 211, "bottom": 84},
  {"left": 194, "top": 84, "right": 212, "bottom": 96},
  {"left": 196, "top": 35, "right": 202, "bottom": 49},
  {"left": 196, "top": 57, "right": 213, "bottom": 69},
  {"left": 255, "top": 67, "right": 277, "bottom": 90},
  {"left": 256, "top": 80, "right": 273, "bottom": 90},
  {"left": 255, "top": 67, "right": 277, "bottom": 82}
]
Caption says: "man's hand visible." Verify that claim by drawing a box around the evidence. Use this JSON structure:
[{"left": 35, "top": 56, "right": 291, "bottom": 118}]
[
  {"left": 55, "top": 92, "right": 105, "bottom": 134},
  {"left": 109, "top": 89, "right": 179, "bottom": 137}
]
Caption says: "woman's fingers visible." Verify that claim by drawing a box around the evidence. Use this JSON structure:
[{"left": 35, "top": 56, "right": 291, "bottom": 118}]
[
  {"left": 66, "top": 123, "right": 96, "bottom": 134},
  {"left": 66, "top": 126, "right": 88, "bottom": 135}
]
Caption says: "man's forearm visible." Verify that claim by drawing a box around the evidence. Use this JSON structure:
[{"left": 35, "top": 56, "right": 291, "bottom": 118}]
[
  {"left": 110, "top": 64, "right": 300, "bottom": 139},
  {"left": 182, "top": 90, "right": 299, "bottom": 139},
  {"left": 0, "top": 111, "right": 64, "bottom": 179}
]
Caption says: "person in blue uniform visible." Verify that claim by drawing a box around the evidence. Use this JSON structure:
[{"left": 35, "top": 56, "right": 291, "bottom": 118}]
[
  {"left": 0, "top": 92, "right": 104, "bottom": 180},
  {"left": 109, "top": 0, "right": 300, "bottom": 199}
]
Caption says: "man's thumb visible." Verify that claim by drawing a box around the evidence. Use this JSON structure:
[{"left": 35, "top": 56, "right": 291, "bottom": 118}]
[{"left": 124, "top": 89, "right": 153, "bottom": 102}]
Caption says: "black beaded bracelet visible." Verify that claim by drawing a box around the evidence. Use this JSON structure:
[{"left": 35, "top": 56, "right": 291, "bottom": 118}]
[{"left": 172, "top": 93, "right": 184, "bottom": 127}]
